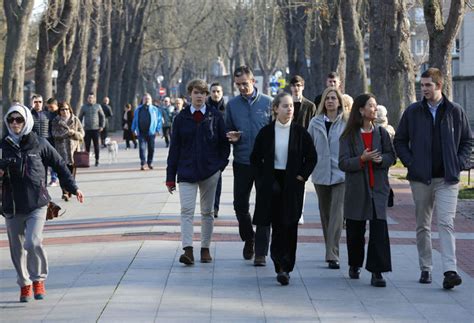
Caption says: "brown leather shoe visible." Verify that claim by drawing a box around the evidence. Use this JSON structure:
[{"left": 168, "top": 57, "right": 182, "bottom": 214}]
[
  {"left": 200, "top": 248, "right": 212, "bottom": 263},
  {"left": 179, "top": 247, "right": 194, "bottom": 265}
]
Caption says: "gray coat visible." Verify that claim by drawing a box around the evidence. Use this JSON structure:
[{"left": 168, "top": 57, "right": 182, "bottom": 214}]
[
  {"left": 338, "top": 126, "right": 395, "bottom": 220},
  {"left": 78, "top": 103, "right": 105, "bottom": 130},
  {"left": 308, "top": 113, "right": 346, "bottom": 185}
]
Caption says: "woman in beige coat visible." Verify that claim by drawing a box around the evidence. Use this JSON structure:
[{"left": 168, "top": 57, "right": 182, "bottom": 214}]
[{"left": 51, "top": 102, "right": 85, "bottom": 201}]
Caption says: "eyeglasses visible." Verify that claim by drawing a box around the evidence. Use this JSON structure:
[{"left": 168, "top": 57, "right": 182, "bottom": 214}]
[
  {"left": 34, "top": 101, "right": 42, "bottom": 104},
  {"left": 7, "top": 117, "right": 25, "bottom": 124}
]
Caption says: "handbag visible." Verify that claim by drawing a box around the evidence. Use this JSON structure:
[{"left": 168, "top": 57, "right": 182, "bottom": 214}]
[
  {"left": 73, "top": 148, "right": 90, "bottom": 168},
  {"left": 46, "top": 201, "right": 65, "bottom": 220}
]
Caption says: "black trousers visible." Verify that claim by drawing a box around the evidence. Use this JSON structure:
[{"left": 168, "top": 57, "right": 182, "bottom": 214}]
[
  {"left": 100, "top": 126, "right": 108, "bottom": 146},
  {"left": 162, "top": 127, "right": 171, "bottom": 147},
  {"left": 61, "top": 164, "right": 76, "bottom": 195},
  {"left": 270, "top": 169, "right": 298, "bottom": 273},
  {"left": 346, "top": 215, "right": 392, "bottom": 273},
  {"left": 84, "top": 130, "right": 100, "bottom": 162},
  {"left": 233, "top": 162, "right": 270, "bottom": 256}
]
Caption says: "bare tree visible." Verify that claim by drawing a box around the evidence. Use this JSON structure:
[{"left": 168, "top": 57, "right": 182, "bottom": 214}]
[
  {"left": 277, "top": 0, "right": 310, "bottom": 83},
  {"left": 423, "top": 0, "right": 466, "bottom": 98},
  {"left": 84, "top": 0, "right": 102, "bottom": 97},
  {"left": 340, "top": 0, "right": 367, "bottom": 96},
  {"left": 35, "top": 0, "right": 78, "bottom": 100},
  {"left": 97, "top": 0, "right": 112, "bottom": 100},
  {"left": 369, "top": 0, "right": 415, "bottom": 126},
  {"left": 2, "top": 0, "right": 34, "bottom": 113},
  {"left": 251, "top": 0, "right": 285, "bottom": 95}
]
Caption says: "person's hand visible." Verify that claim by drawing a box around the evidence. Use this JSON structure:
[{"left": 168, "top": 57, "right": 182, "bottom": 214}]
[
  {"left": 296, "top": 175, "right": 305, "bottom": 182},
  {"left": 226, "top": 131, "right": 242, "bottom": 143},
  {"left": 166, "top": 182, "right": 176, "bottom": 194},
  {"left": 76, "top": 189, "right": 85, "bottom": 203},
  {"left": 361, "top": 149, "right": 380, "bottom": 162},
  {"left": 99, "top": 127, "right": 103, "bottom": 132},
  {"left": 68, "top": 129, "right": 75, "bottom": 136},
  {"left": 372, "top": 153, "right": 382, "bottom": 164},
  {"left": 0, "top": 169, "right": 4, "bottom": 177}
]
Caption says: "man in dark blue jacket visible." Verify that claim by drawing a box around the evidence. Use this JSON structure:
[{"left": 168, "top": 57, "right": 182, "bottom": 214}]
[
  {"left": 166, "top": 79, "right": 230, "bottom": 265},
  {"left": 394, "top": 67, "right": 472, "bottom": 290}
]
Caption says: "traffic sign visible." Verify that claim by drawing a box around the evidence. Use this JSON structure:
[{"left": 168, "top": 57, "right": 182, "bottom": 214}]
[{"left": 159, "top": 87, "right": 166, "bottom": 96}]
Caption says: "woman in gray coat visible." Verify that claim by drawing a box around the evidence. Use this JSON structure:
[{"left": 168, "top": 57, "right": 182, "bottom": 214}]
[
  {"left": 307, "top": 87, "right": 347, "bottom": 269},
  {"left": 339, "top": 93, "right": 395, "bottom": 287}
]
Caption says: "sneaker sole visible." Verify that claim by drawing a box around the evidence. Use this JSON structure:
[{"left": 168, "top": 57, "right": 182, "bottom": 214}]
[{"left": 20, "top": 297, "right": 32, "bottom": 302}]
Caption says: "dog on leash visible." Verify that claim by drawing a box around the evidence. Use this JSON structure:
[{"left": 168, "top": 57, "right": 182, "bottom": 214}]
[{"left": 104, "top": 137, "right": 119, "bottom": 164}]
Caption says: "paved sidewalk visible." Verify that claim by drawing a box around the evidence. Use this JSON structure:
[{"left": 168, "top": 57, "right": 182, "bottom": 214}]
[{"left": 1, "top": 135, "right": 473, "bottom": 322}]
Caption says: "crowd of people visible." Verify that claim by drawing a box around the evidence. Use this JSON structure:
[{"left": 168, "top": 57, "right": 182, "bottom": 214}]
[{"left": 1, "top": 65, "right": 472, "bottom": 304}]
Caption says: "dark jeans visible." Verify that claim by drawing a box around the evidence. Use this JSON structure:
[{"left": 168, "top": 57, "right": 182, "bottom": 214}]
[
  {"left": 84, "top": 130, "right": 100, "bottom": 162},
  {"left": 100, "top": 126, "right": 108, "bottom": 146},
  {"left": 163, "top": 127, "right": 171, "bottom": 147},
  {"left": 346, "top": 215, "right": 392, "bottom": 273},
  {"left": 233, "top": 162, "right": 270, "bottom": 256},
  {"left": 138, "top": 134, "right": 156, "bottom": 166},
  {"left": 214, "top": 174, "right": 222, "bottom": 211}
]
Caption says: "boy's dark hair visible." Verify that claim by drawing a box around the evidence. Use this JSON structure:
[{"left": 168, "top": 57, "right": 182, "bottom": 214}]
[
  {"left": 290, "top": 75, "right": 305, "bottom": 85},
  {"left": 210, "top": 82, "right": 222, "bottom": 89},
  {"left": 187, "top": 79, "right": 209, "bottom": 95},
  {"left": 327, "top": 71, "right": 339, "bottom": 79},
  {"left": 421, "top": 67, "right": 443, "bottom": 85},
  {"left": 46, "top": 98, "right": 57, "bottom": 105},
  {"left": 233, "top": 66, "right": 254, "bottom": 78}
]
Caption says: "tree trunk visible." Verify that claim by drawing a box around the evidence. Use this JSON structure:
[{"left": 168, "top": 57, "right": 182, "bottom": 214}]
[
  {"left": 424, "top": 0, "right": 466, "bottom": 99},
  {"left": 369, "top": 0, "right": 415, "bottom": 127},
  {"left": 97, "top": 0, "right": 112, "bottom": 100},
  {"left": 340, "top": 0, "right": 367, "bottom": 97},
  {"left": 70, "top": 0, "right": 91, "bottom": 113},
  {"left": 85, "top": 0, "right": 102, "bottom": 97},
  {"left": 56, "top": 22, "right": 78, "bottom": 102},
  {"left": 2, "top": 0, "right": 34, "bottom": 115},
  {"left": 309, "top": 11, "right": 324, "bottom": 98},
  {"left": 278, "top": 0, "right": 310, "bottom": 83},
  {"left": 35, "top": 0, "right": 78, "bottom": 100}
]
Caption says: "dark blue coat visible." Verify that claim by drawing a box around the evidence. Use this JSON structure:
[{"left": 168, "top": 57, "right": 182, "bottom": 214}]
[
  {"left": 1, "top": 132, "right": 78, "bottom": 215},
  {"left": 166, "top": 105, "right": 230, "bottom": 183},
  {"left": 394, "top": 95, "right": 472, "bottom": 185}
]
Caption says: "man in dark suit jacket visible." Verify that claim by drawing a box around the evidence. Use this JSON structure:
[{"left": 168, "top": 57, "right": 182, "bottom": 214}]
[
  {"left": 289, "top": 75, "right": 317, "bottom": 225},
  {"left": 290, "top": 75, "right": 317, "bottom": 130}
]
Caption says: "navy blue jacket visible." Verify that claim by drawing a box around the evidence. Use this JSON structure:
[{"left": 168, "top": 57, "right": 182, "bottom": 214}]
[
  {"left": 394, "top": 95, "right": 472, "bottom": 184},
  {"left": 1, "top": 132, "right": 78, "bottom": 215},
  {"left": 166, "top": 105, "right": 230, "bottom": 183}
]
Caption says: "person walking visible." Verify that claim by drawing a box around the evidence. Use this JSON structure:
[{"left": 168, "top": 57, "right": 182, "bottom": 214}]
[
  {"left": 166, "top": 79, "right": 230, "bottom": 265},
  {"left": 1, "top": 104, "right": 85, "bottom": 303},
  {"left": 289, "top": 75, "right": 317, "bottom": 225},
  {"left": 339, "top": 93, "right": 395, "bottom": 287},
  {"left": 393, "top": 67, "right": 472, "bottom": 289},
  {"left": 251, "top": 92, "right": 316, "bottom": 285},
  {"left": 78, "top": 93, "right": 105, "bottom": 167},
  {"left": 159, "top": 97, "right": 173, "bottom": 148},
  {"left": 100, "top": 97, "right": 113, "bottom": 148},
  {"left": 307, "top": 87, "right": 347, "bottom": 269},
  {"left": 51, "top": 102, "right": 85, "bottom": 201},
  {"left": 207, "top": 82, "right": 226, "bottom": 218},
  {"left": 225, "top": 66, "right": 272, "bottom": 266},
  {"left": 122, "top": 104, "right": 137, "bottom": 149}
]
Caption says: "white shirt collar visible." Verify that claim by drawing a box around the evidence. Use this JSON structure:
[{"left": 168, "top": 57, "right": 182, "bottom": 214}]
[{"left": 190, "top": 105, "right": 206, "bottom": 115}]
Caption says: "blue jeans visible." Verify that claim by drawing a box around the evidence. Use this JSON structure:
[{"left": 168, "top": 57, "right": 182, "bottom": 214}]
[{"left": 138, "top": 134, "right": 156, "bottom": 166}]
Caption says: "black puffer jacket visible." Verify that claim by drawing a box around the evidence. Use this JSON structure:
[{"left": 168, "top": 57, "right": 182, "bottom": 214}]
[
  {"left": 31, "top": 108, "right": 52, "bottom": 139},
  {"left": 1, "top": 132, "right": 78, "bottom": 215}
]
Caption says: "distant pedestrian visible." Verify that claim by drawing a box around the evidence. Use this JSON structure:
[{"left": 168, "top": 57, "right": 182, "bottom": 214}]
[
  {"left": 394, "top": 67, "right": 472, "bottom": 289},
  {"left": 251, "top": 92, "right": 316, "bottom": 285},
  {"left": 225, "top": 65, "right": 273, "bottom": 266},
  {"left": 289, "top": 75, "right": 317, "bottom": 225},
  {"left": 307, "top": 87, "right": 347, "bottom": 270},
  {"left": 1, "top": 104, "right": 85, "bottom": 303},
  {"left": 132, "top": 93, "right": 162, "bottom": 170},
  {"left": 51, "top": 102, "right": 85, "bottom": 201},
  {"left": 100, "top": 97, "right": 114, "bottom": 148},
  {"left": 78, "top": 93, "right": 105, "bottom": 167},
  {"left": 207, "top": 82, "right": 226, "bottom": 218},
  {"left": 339, "top": 93, "right": 395, "bottom": 287},
  {"left": 159, "top": 97, "right": 173, "bottom": 148},
  {"left": 313, "top": 72, "right": 342, "bottom": 107},
  {"left": 122, "top": 104, "right": 137, "bottom": 149},
  {"left": 166, "top": 79, "right": 230, "bottom": 265}
]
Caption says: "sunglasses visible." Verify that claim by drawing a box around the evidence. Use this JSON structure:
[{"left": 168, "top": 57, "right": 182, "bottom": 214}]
[{"left": 7, "top": 117, "right": 25, "bottom": 124}]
